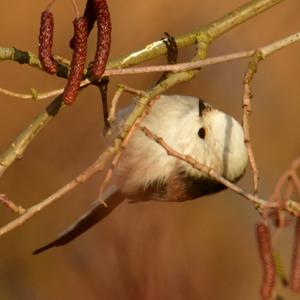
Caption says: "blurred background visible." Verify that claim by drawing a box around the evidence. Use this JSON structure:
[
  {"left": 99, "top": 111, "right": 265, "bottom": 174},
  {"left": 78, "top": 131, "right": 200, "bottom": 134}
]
[{"left": 0, "top": 0, "right": 300, "bottom": 299}]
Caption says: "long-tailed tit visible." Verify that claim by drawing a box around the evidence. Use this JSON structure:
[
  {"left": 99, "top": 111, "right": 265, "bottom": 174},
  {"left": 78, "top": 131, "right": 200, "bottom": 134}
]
[{"left": 34, "top": 95, "right": 248, "bottom": 254}]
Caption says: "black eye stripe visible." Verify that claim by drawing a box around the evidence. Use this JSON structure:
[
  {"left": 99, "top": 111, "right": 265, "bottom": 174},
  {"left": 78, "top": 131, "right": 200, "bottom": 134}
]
[
  {"left": 199, "top": 98, "right": 206, "bottom": 117},
  {"left": 198, "top": 127, "right": 206, "bottom": 139}
]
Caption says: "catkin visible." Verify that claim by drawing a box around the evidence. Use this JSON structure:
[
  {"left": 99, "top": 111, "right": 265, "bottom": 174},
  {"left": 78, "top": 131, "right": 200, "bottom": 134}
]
[
  {"left": 69, "top": 0, "right": 96, "bottom": 49},
  {"left": 256, "top": 222, "right": 276, "bottom": 299},
  {"left": 290, "top": 218, "right": 300, "bottom": 292},
  {"left": 92, "top": 0, "right": 111, "bottom": 79},
  {"left": 63, "top": 17, "right": 88, "bottom": 105},
  {"left": 39, "top": 10, "right": 57, "bottom": 74}
]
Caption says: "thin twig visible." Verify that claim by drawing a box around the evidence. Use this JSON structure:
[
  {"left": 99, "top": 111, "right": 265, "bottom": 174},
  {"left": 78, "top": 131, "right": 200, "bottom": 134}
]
[
  {"left": 0, "top": 0, "right": 293, "bottom": 236},
  {"left": 98, "top": 96, "right": 159, "bottom": 204},
  {"left": 45, "top": 0, "right": 56, "bottom": 11},
  {"left": 242, "top": 53, "right": 262, "bottom": 194},
  {"left": 0, "top": 94, "right": 65, "bottom": 177},
  {"left": 0, "top": 194, "right": 25, "bottom": 215},
  {"left": 2, "top": 52, "right": 254, "bottom": 101},
  {"left": 71, "top": 0, "right": 80, "bottom": 19},
  {"left": 107, "top": 84, "right": 148, "bottom": 128},
  {"left": 260, "top": 32, "right": 300, "bottom": 58},
  {"left": 0, "top": 80, "right": 91, "bottom": 177},
  {"left": 117, "top": 84, "right": 148, "bottom": 97},
  {"left": 107, "top": 85, "right": 125, "bottom": 126},
  {"left": 0, "top": 147, "right": 116, "bottom": 237},
  {"left": 269, "top": 157, "right": 300, "bottom": 204},
  {"left": 104, "top": 50, "right": 255, "bottom": 76},
  {"left": 141, "top": 126, "right": 300, "bottom": 217},
  {"left": 142, "top": 126, "right": 266, "bottom": 208},
  {"left": 109, "top": 0, "right": 285, "bottom": 69},
  {"left": 0, "top": 93, "right": 160, "bottom": 236},
  {"left": 0, "top": 53, "right": 253, "bottom": 101},
  {"left": 2, "top": 31, "right": 299, "bottom": 102},
  {"left": 0, "top": 80, "right": 90, "bottom": 101},
  {"left": 0, "top": 87, "right": 62, "bottom": 101},
  {"left": 0, "top": 70, "right": 196, "bottom": 235},
  {"left": 0, "top": 1, "right": 287, "bottom": 78},
  {"left": 93, "top": 77, "right": 110, "bottom": 131},
  {"left": 242, "top": 32, "right": 300, "bottom": 195}
]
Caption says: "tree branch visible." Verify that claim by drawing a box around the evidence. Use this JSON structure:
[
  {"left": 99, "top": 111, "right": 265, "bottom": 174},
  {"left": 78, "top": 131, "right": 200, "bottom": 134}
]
[
  {"left": 0, "top": 0, "right": 292, "bottom": 235},
  {"left": 0, "top": 146, "right": 116, "bottom": 237},
  {"left": 0, "top": 0, "right": 285, "bottom": 77},
  {"left": 242, "top": 32, "right": 300, "bottom": 194},
  {"left": 141, "top": 126, "right": 300, "bottom": 217},
  {"left": 0, "top": 94, "right": 65, "bottom": 176}
]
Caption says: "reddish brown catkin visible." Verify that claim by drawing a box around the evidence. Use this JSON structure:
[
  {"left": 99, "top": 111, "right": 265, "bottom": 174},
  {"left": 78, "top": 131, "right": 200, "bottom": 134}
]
[
  {"left": 92, "top": 0, "right": 112, "bottom": 79},
  {"left": 256, "top": 222, "right": 276, "bottom": 299},
  {"left": 63, "top": 17, "right": 88, "bottom": 105},
  {"left": 290, "top": 218, "right": 300, "bottom": 292},
  {"left": 39, "top": 10, "right": 57, "bottom": 74},
  {"left": 69, "top": 0, "right": 97, "bottom": 49}
]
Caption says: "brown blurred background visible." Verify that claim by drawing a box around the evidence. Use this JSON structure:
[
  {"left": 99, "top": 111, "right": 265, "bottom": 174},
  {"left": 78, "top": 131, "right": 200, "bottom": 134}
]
[{"left": 0, "top": 0, "right": 300, "bottom": 299}]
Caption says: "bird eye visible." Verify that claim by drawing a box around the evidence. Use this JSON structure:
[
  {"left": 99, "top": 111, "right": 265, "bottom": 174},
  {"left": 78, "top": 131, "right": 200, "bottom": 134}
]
[{"left": 198, "top": 127, "right": 206, "bottom": 139}]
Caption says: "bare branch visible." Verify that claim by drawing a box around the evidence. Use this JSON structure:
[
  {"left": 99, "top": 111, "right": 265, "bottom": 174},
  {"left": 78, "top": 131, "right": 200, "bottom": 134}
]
[
  {"left": 0, "top": 146, "right": 116, "bottom": 237},
  {"left": 107, "top": 84, "right": 148, "bottom": 128},
  {"left": 0, "top": 86, "right": 63, "bottom": 101},
  {"left": 109, "top": 0, "right": 285, "bottom": 69},
  {"left": 0, "top": 0, "right": 286, "bottom": 77},
  {"left": 104, "top": 51, "right": 255, "bottom": 76},
  {"left": 269, "top": 157, "right": 300, "bottom": 209},
  {"left": 0, "top": 67, "right": 200, "bottom": 235},
  {"left": 0, "top": 194, "right": 25, "bottom": 215},
  {"left": 242, "top": 32, "right": 300, "bottom": 195},
  {"left": 107, "top": 85, "right": 125, "bottom": 126},
  {"left": 142, "top": 126, "right": 266, "bottom": 208},
  {"left": 0, "top": 0, "right": 295, "bottom": 237},
  {"left": 260, "top": 32, "right": 300, "bottom": 58},
  {"left": 98, "top": 95, "right": 159, "bottom": 205},
  {"left": 290, "top": 218, "right": 300, "bottom": 292},
  {"left": 0, "top": 94, "right": 65, "bottom": 177},
  {"left": 0, "top": 51, "right": 254, "bottom": 101},
  {"left": 2, "top": 31, "right": 299, "bottom": 102},
  {"left": 243, "top": 53, "right": 261, "bottom": 194},
  {"left": 141, "top": 126, "right": 300, "bottom": 217}
]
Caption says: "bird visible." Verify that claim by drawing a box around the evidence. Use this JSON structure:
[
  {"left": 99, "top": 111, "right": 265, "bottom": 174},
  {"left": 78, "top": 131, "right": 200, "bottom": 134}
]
[{"left": 33, "top": 94, "right": 248, "bottom": 254}]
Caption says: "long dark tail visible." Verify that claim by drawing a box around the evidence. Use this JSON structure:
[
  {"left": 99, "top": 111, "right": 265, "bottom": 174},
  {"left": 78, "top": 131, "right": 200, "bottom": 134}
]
[{"left": 33, "top": 185, "right": 123, "bottom": 255}]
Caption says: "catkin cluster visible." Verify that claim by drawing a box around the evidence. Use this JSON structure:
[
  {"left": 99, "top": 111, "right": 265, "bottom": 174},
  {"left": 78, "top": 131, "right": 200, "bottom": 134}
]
[{"left": 38, "top": 0, "right": 111, "bottom": 105}]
